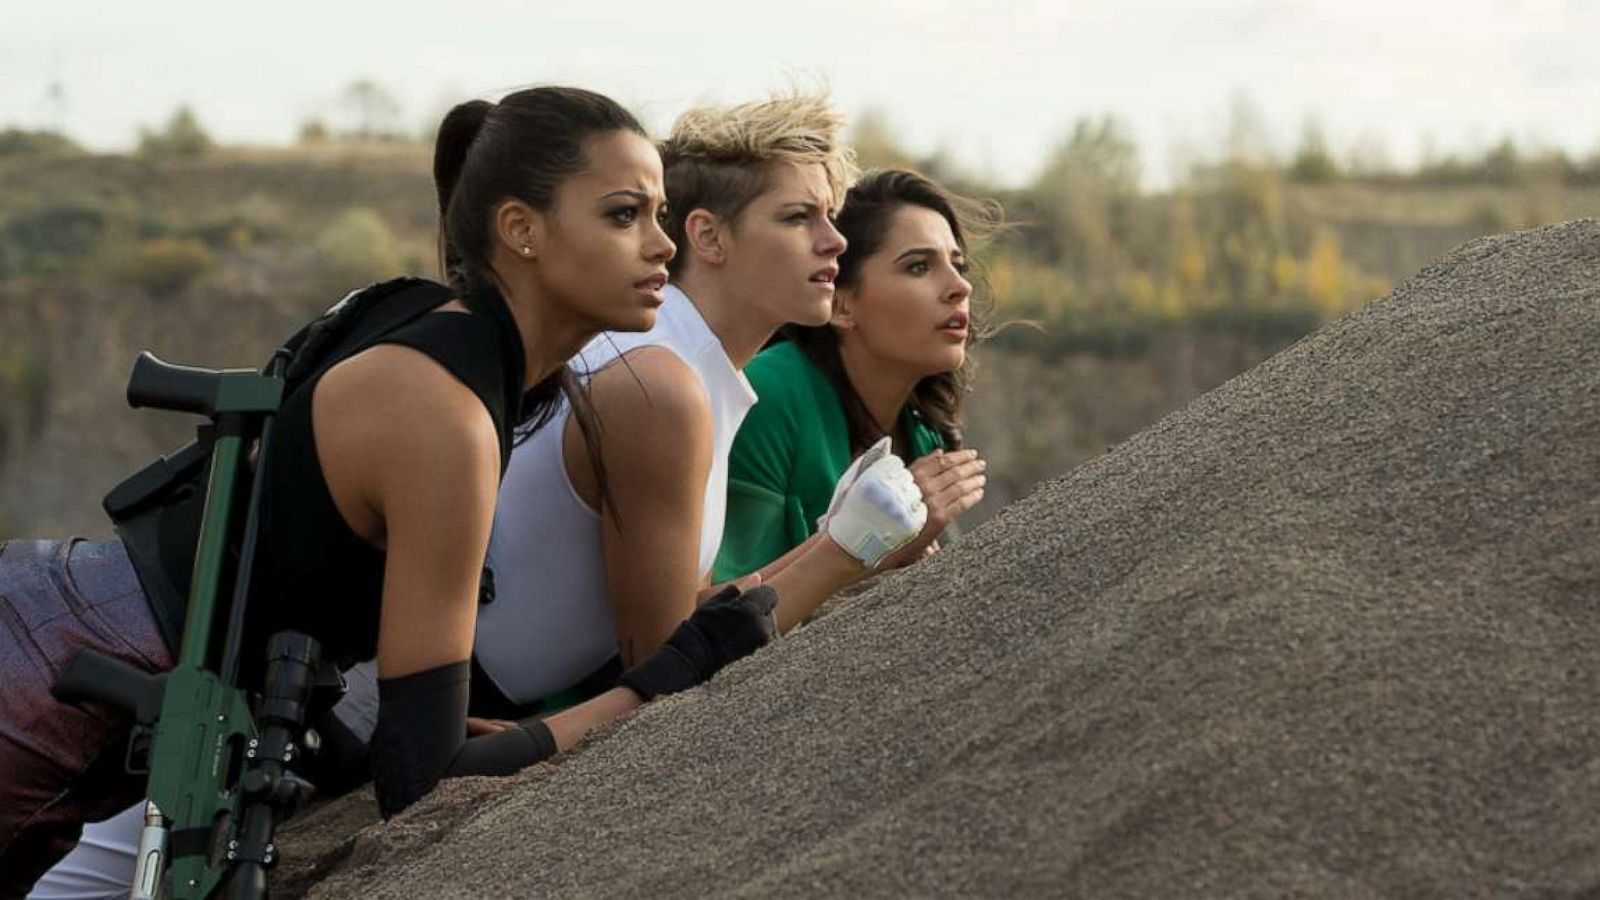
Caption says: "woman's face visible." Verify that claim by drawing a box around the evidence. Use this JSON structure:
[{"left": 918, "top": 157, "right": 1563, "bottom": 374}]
[
  {"left": 532, "top": 130, "right": 676, "bottom": 333},
  {"left": 720, "top": 160, "right": 847, "bottom": 328},
  {"left": 835, "top": 204, "right": 972, "bottom": 377}
]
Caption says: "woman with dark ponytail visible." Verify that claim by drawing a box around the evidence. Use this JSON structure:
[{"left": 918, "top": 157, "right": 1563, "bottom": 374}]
[
  {"left": 4, "top": 86, "right": 778, "bottom": 896},
  {"left": 714, "top": 169, "right": 996, "bottom": 581}
]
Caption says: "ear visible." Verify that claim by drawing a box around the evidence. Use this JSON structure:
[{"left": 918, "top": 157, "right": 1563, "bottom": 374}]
[
  {"left": 829, "top": 285, "right": 858, "bottom": 331},
  {"left": 494, "top": 199, "right": 544, "bottom": 260},
  {"left": 683, "top": 208, "right": 727, "bottom": 267}
]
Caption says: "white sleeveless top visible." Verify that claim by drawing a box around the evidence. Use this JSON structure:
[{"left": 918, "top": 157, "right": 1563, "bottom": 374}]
[{"left": 473, "top": 285, "right": 758, "bottom": 703}]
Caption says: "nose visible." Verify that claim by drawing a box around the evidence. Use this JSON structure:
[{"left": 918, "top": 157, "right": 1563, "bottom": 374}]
[
  {"left": 646, "top": 217, "right": 676, "bottom": 265},
  {"left": 947, "top": 267, "right": 973, "bottom": 303},
  {"left": 816, "top": 216, "right": 847, "bottom": 258}
]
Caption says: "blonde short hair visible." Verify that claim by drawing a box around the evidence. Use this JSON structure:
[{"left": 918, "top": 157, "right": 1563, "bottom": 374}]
[{"left": 661, "top": 92, "right": 858, "bottom": 274}]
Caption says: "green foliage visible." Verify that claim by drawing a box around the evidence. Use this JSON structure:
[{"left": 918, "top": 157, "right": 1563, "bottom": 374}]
[
  {"left": 1289, "top": 119, "right": 1340, "bottom": 183},
  {"left": 1026, "top": 116, "right": 1141, "bottom": 284},
  {"left": 315, "top": 207, "right": 404, "bottom": 285},
  {"left": 138, "top": 105, "right": 213, "bottom": 158},
  {"left": 123, "top": 236, "right": 216, "bottom": 295},
  {"left": 0, "top": 128, "right": 82, "bottom": 158},
  {"left": 0, "top": 199, "right": 109, "bottom": 275},
  {"left": 983, "top": 111, "right": 1391, "bottom": 357}
]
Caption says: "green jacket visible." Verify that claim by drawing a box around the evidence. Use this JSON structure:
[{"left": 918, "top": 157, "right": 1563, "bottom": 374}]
[{"left": 713, "top": 341, "right": 945, "bottom": 581}]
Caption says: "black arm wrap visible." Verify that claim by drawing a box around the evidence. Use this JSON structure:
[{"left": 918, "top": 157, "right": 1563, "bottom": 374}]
[{"left": 370, "top": 660, "right": 557, "bottom": 818}]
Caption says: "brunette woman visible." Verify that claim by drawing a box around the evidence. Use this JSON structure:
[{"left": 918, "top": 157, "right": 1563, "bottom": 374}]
[{"left": 714, "top": 169, "right": 993, "bottom": 581}]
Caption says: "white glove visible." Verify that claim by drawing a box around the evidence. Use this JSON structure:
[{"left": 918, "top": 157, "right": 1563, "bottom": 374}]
[
  {"left": 821, "top": 438, "right": 927, "bottom": 567},
  {"left": 818, "top": 436, "right": 894, "bottom": 530}
]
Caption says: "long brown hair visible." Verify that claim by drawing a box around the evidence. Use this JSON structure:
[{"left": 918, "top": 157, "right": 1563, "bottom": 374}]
[{"left": 777, "top": 168, "right": 1000, "bottom": 457}]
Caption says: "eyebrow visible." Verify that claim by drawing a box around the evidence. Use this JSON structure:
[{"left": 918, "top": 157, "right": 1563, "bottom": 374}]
[
  {"left": 599, "top": 189, "right": 660, "bottom": 204},
  {"left": 894, "top": 246, "right": 937, "bottom": 262}
]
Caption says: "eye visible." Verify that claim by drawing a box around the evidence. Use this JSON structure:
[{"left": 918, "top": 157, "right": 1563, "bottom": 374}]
[
  {"left": 785, "top": 211, "right": 809, "bottom": 224},
  {"left": 608, "top": 206, "right": 639, "bottom": 226},
  {"left": 656, "top": 206, "right": 671, "bottom": 227},
  {"left": 953, "top": 259, "right": 971, "bottom": 275},
  {"left": 906, "top": 260, "right": 929, "bottom": 276}
]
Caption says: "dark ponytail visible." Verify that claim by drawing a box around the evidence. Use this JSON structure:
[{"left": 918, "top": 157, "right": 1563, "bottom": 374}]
[
  {"left": 430, "top": 87, "right": 647, "bottom": 510},
  {"left": 432, "top": 99, "right": 493, "bottom": 280}
]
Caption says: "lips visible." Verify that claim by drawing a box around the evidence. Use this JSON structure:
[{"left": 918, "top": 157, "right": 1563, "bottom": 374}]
[
  {"left": 634, "top": 271, "right": 668, "bottom": 305},
  {"left": 939, "top": 310, "right": 970, "bottom": 332},
  {"left": 809, "top": 266, "right": 839, "bottom": 287}
]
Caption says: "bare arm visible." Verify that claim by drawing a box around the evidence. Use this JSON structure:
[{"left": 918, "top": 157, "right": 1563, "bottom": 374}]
[
  {"left": 317, "top": 345, "right": 543, "bottom": 814},
  {"left": 567, "top": 347, "right": 715, "bottom": 666},
  {"left": 314, "top": 344, "right": 500, "bottom": 679}
]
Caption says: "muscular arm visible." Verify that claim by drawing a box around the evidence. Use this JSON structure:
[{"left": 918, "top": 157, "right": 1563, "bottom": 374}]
[
  {"left": 315, "top": 346, "right": 559, "bottom": 815},
  {"left": 566, "top": 347, "right": 715, "bottom": 666}
]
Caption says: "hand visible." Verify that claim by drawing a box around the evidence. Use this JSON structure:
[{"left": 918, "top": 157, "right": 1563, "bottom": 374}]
[
  {"left": 880, "top": 449, "right": 985, "bottom": 569},
  {"left": 618, "top": 585, "right": 779, "bottom": 700},
  {"left": 697, "top": 572, "right": 762, "bottom": 605},
  {"left": 823, "top": 448, "right": 927, "bottom": 567},
  {"left": 467, "top": 716, "right": 515, "bottom": 736}
]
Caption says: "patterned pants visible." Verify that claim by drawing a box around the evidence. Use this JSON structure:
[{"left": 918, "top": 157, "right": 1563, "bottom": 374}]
[{"left": 0, "top": 539, "right": 171, "bottom": 898}]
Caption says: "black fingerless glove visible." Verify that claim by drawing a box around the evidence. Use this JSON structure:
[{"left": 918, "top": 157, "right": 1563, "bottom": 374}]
[{"left": 618, "top": 585, "right": 778, "bottom": 701}]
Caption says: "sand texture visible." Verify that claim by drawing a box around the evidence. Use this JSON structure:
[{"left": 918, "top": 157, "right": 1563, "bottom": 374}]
[{"left": 282, "top": 219, "right": 1600, "bottom": 898}]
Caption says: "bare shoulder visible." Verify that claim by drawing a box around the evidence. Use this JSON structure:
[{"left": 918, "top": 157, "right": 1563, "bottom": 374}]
[
  {"left": 586, "top": 345, "right": 712, "bottom": 436},
  {"left": 314, "top": 343, "right": 499, "bottom": 521}
]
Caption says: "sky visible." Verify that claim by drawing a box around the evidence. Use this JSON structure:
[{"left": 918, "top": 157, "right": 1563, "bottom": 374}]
[{"left": 5, "top": 0, "right": 1599, "bottom": 187}]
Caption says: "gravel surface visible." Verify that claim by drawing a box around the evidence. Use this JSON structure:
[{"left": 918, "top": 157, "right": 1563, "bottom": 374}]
[{"left": 289, "top": 220, "right": 1600, "bottom": 898}]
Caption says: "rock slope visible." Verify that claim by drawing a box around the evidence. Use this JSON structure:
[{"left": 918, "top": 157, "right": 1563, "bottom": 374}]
[{"left": 291, "top": 220, "right": 1600, "bottom": 898}]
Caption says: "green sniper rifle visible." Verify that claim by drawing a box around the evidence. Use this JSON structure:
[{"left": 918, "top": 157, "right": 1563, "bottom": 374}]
[{"left": 53, "top": 350, "right": 330, "bottom": 899}]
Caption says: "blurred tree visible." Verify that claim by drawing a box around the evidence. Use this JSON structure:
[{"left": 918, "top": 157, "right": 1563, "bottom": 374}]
[
  {"left": 42, "top": 80, "right": 68, "bottom": 132},
  {"left": 1041, "top": 115, "right": 1141, "bottom": 191},
  {"left": 1481, "top": 136, "right": 1522, "bottom": 184},
  {"left": 337, "top": 79, "right": 405, "bottom": 142},
  {"left": 0, "top": 128, "right": 81, "bottom": 158},
  {"left": 1224, "top": 92, "right": 1275, "bottom": 169},
  {"left": 1030, "top": 115, "right": 1140, "bottom": 292},
  {"left": 316, "top": 207, "right": 404, "bottom": 285},
  {"left": 1, "top": 199, "right": 107, "bottom": 274},
  {"left": 1289, "top": 117, "right": 1340, "bottom": 183},
  {"left": 298, "top": 118, "right": 331, "bottom": 145},
  {"left": 1346, "top": 133, "right": 1394, "bottom": 178},
  {"left": 138, "top": 105, "right": 213, "bottom": 157},
  {"left": 124, "top": 237, "right": 216, "bottom": 296},
  {"left": 851, "top": 108, "right": 918, "bottom": 170}
]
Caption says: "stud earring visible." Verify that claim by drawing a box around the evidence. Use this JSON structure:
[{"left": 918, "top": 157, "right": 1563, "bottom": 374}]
[{"left": 520, "top": 246, "right": 532, "bottom": 256}]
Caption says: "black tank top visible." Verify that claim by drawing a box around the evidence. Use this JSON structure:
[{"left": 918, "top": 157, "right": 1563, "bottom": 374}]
[{"left": 150, "top": 283, "right": 526, "bottom": 678}]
